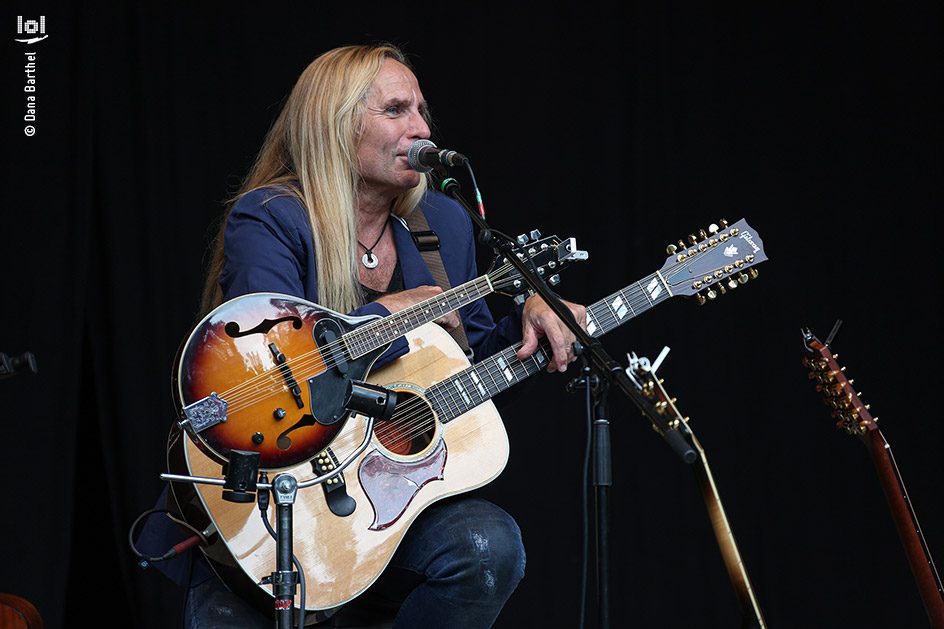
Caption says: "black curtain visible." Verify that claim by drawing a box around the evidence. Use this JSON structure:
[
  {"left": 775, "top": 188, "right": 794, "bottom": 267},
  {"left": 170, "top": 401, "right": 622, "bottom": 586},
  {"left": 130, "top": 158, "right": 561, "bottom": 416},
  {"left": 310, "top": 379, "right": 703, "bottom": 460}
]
[{"left": 1, "top": 3, "right": 941, "bottom": 628}]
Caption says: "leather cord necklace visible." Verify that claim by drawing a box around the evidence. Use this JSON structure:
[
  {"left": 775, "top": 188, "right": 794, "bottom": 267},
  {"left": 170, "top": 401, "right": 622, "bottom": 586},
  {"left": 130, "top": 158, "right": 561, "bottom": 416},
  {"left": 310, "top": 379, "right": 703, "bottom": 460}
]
[{"left": 357, "top": 217, "right": 388, "bottom": 269}]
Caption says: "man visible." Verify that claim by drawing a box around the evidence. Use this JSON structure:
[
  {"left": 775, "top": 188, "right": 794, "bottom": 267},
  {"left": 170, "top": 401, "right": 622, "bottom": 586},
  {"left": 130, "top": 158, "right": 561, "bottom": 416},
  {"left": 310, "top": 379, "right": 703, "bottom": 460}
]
[{"left": 139, "top": 44, "right": 586, "bottom": 628}]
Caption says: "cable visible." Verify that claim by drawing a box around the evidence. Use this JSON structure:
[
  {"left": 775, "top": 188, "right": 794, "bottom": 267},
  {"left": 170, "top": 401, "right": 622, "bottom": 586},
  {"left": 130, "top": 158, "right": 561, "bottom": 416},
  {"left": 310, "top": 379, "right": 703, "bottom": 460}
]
[{"left": 127, "top": 507, "right": 204, "bottom": 568}]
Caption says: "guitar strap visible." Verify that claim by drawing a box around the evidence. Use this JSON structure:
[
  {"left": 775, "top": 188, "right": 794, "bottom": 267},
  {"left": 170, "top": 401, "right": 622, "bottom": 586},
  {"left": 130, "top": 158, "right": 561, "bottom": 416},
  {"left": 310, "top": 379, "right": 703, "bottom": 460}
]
[{"left": 404, "top": 207, "right": 472, "bottom": 357}]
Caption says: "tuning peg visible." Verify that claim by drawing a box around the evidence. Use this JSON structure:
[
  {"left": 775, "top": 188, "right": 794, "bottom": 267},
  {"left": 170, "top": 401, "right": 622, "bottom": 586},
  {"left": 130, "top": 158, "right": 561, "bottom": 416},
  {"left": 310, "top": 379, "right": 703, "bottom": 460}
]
[
  {"left": 530, "top": 229, "right": 542, "bottom": 240},
  {"left": 708, "top": 223, "right": 720, "bottom": 235},
  {"left": 719, "top": 218, "right": 729, "bottom": 228},
  {"left": 666, "top": 243, "right": 677, "bottom": 255},
  {"left": 687, "top": 234, "right": 699, "bottom": 246},
  {"left": 516, "top": 233, "right": 528, "bottom": 245},
  {"left": 698, "top": 229, "right": 708, "bottom": 240},
  {"left": 706, "top": 287, "right": 718, "bottom": 300},
  {"left": 696, "top": 293, "right": 707, "bottom": 306},
  {"left": 726, "top": 278, "right": 738, "bottom": 290},
  {"left": 548, "top": 274, "right": 560, "bottom": 286},
  {"left": 748, "top": 268, "right": 759, "bottom": 280}
]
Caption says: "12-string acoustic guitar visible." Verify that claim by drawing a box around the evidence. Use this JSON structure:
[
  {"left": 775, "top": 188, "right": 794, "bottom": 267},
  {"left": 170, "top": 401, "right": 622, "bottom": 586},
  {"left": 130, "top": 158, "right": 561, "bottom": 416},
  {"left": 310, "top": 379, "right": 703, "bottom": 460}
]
[
  {"left": 626, "top": 349, "right": 767, "bottom": 628},
  {"left": 167, "top": 218, "right": 768, "bottom": 615},
  {"left": 802, "top": 325, "right": 944, "bottom": 627},
  {"left": 172, "top": 232, "right": 583, "bottom": 471}
]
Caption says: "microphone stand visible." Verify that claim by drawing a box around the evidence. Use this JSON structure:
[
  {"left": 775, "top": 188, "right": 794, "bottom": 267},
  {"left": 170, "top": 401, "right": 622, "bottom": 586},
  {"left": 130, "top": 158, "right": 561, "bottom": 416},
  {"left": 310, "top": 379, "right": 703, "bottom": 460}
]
[{"left": 441, "top": 177, "right": 696, "bottom": 629}]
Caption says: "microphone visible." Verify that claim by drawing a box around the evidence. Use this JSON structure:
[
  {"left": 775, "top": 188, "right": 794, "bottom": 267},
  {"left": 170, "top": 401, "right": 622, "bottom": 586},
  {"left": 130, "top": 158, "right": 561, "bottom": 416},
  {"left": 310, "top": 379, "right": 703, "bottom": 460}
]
[{"left": 407, "top": 139, "right": 468, "bottom": 172}]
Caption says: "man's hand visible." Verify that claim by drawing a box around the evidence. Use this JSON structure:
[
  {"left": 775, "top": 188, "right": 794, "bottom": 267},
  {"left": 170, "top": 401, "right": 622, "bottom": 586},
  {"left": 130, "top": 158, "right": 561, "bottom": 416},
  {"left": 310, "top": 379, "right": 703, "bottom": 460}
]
[{"left": 517, "top": 294, "right": 588, "bottom": 373}]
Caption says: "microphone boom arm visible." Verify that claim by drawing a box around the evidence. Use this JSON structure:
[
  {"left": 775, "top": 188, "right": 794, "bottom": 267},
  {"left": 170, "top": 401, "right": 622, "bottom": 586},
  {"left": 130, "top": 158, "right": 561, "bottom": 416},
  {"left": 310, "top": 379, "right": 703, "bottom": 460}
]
[{"left": 440, "top": 178, "right": 695, "bottom": 464}]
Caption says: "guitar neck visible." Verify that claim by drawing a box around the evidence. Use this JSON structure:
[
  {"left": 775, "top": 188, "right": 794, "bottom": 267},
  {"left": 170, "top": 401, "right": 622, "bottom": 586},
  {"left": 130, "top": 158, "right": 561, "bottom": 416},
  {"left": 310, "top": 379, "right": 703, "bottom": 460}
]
[
  {"left": 344, "top": 274, "right": 494, "bottom": 358},
  {"left": 428, "top": 271, "right": 672, "bottom": 423},
  {"left": 861, "top": 428, "right": 944, "bottom": 623},
  {"left": 803, "top": 331, "right": 944, "bottom": 624}
]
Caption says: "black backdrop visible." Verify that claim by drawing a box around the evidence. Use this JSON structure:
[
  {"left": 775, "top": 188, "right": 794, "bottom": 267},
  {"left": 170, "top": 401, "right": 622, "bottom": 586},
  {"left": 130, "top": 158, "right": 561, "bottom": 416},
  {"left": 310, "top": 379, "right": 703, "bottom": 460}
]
[{"left": 1, "top": 3, "right": 941, "bottom": 628}]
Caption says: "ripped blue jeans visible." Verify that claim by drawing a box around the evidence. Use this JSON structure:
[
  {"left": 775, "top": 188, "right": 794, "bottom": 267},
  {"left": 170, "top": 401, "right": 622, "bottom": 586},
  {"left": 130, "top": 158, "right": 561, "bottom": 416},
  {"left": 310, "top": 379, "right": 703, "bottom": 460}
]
[
  {"left": 367, "top": 496, "right": 526, "bottom": 628},
  {"left": 185, "top": 496, "right": 525, "bottom": 628}
]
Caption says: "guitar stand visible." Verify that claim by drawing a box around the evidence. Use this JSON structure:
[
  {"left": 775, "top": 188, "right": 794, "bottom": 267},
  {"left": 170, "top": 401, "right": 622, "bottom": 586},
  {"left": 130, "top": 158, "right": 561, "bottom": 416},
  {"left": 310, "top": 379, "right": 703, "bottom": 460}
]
[{"left": 568, "top": 361, "right": 613, "bottom": 629}]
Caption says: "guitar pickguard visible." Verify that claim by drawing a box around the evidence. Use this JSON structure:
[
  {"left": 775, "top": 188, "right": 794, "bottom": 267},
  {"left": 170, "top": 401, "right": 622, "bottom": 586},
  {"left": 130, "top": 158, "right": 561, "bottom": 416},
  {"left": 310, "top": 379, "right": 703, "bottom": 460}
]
[{"left": 359, "top": 439, "right": 447, "bottom": 531}]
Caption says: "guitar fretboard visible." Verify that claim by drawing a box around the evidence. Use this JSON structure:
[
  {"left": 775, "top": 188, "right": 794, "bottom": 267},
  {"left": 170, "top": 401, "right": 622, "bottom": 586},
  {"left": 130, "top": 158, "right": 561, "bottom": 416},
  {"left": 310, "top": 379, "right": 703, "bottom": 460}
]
[
  {"left": 343, "top": 275, "right": 495, "bottom": 359},
  {"left": 584, "top": 272, "right": 672, "bottom": 338},
  {"left": 426, "top": 271, "right": 673, "bottom": 422}
]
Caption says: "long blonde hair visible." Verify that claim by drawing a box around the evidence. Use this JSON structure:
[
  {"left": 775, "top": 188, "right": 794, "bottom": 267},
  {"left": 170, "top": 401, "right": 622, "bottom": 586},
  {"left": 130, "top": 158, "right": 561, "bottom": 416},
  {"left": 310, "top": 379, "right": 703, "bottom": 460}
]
[{"left": 200, "top": 44, "right": 427, "bottom": 315}]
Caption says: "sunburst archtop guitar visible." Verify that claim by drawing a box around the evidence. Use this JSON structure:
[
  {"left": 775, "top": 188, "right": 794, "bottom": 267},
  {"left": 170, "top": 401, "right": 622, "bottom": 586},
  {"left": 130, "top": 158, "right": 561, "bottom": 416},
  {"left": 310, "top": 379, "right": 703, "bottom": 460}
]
[{"left": 626, "top": 350, "right": 767, "bottom": 628}]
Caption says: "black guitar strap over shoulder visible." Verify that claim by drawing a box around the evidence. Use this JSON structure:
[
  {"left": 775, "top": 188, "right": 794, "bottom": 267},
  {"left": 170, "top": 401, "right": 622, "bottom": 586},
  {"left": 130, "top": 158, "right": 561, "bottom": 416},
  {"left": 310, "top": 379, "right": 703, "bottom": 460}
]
[{"left": 404, "top": 207, "right": 472, "bottom": 356}]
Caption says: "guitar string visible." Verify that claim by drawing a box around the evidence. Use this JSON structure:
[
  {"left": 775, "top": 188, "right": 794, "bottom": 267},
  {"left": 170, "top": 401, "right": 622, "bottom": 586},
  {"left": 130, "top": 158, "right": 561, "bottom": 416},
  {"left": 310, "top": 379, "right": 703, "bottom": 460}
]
[
  {"left": 376, "top": 350, "right": 546, "bottom": 453},
  {"left": 216, "top": 272, "right": 495, "bottom": 400},
  {"left": 213, "top": 227, "right": 747, "bottom": 410},
  {"left": 217, "top": 278, "right": 658, "bottom": 418},
  {"left": 209, "top": 250, "right": 645, "bottom": 410},
  {"left": 379, "top": 276, "right": 698, "bottom": 450},
  {"left": 369, "top": 348, "right": 547, "bottom": 452},
  {"left": 207, "top": 271, "right": 507, "bottom": 410},
  {"left": 284, "top": 233, "right": 754, "bottom": 458},
  {"left": 207, "top": 257, "right": 548, "bottom": 410},
  {"left": 212, "top": 273, "right": 670, "bottom": 417},
  {"left": 197, "top": 240, "right": 741, "bottom": 424},
  {"left": 217, "top": 277, "right": 669, "bottom": 419},
  {"left": 344, "top": 343, "right": 537, "bottom": 453},
  {"left": 368, "top": 263, "right": 697, "bottom": 450}
]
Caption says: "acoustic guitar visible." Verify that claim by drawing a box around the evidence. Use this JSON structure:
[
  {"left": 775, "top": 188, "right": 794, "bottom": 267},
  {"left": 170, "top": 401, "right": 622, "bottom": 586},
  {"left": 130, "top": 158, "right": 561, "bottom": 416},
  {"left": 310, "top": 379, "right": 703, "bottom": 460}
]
[
  {"left": 626, "top": 350, "right": 767, "bottom": 628},
  {"left": 0, "top": 594, "right": 43, "bottom": 629},
  {"left": 802, "top": 326, "right": 944, "bottom": 627},
  {"left": 167, "top": 218, "right": 768, "bottom": 614}
]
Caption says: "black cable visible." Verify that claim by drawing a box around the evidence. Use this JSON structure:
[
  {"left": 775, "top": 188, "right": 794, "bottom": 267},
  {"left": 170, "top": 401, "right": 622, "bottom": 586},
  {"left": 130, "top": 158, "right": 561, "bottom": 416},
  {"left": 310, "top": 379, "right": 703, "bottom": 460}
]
[
  {"left": 127, "top": 507, "right": 203, "bottom": 566},
  {"left": 127, "top": 504, "right": 200, "bottom": 629}
]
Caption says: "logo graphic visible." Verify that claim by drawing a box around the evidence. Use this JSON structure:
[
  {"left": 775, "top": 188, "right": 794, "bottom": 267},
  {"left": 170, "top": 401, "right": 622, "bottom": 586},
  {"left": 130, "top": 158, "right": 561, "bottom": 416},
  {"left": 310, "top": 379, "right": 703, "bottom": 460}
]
[
  {"left": 738, "top": 230, "right": 761, "bottom": 253},
  {"left": 723, "top": 245, "right": 739, "bottom": 257},
  {"left": 15, "top": 16, "right": 47, "bottom": 44}
]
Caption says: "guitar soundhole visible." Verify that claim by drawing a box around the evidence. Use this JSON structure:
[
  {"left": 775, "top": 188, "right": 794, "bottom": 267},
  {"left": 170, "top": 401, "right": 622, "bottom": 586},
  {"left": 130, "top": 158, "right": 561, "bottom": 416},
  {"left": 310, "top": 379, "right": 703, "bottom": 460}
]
[{"left": 374, "top": 391, "right": 436, "bottom": 457}]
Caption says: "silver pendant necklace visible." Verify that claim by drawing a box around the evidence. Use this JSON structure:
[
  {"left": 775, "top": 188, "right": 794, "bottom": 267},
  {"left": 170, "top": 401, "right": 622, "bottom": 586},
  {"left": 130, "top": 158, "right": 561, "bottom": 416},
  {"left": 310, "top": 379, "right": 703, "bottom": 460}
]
[{"left": 358, "top": 218, "right": 389, "bottom": 269}]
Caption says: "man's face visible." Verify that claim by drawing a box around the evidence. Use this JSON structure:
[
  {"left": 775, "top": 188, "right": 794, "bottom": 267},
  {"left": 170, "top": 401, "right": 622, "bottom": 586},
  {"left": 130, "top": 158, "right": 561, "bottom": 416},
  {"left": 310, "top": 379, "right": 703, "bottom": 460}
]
[{"left": 356, "top": 58, "right": 431, "bottom": 199}]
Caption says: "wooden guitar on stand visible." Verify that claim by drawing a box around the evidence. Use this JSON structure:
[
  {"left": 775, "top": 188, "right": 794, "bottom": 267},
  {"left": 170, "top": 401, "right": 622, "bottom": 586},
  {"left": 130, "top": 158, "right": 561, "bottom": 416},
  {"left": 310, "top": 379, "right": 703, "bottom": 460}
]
[
  {"left": 802, "top": 324, "right": 944, "bottom": 627},
  {"left": 626, "top": 349, "right": 767, "bottom": 629}
]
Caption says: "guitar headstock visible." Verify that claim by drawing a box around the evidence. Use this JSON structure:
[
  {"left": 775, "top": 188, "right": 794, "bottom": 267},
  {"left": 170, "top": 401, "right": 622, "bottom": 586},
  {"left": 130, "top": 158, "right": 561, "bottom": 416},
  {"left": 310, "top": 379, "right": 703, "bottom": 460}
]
[
  {"left": 801, "top": 328, "right": 877, "bottom": 436},
  {"left": 626, "top": 349, "right": 688, "bottom": 434},
  {"left": 488, "top": 230, "right": 588, "bottom": 297},
  {"left": 658, "top": 218, "right": 768, "bottom": 304}
]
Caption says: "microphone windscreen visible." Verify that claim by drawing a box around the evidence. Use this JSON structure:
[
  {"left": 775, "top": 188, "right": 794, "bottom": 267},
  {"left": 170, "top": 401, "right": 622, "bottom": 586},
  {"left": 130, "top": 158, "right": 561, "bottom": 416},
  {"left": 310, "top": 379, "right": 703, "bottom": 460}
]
[{"left": 407, "top": 139, "right": 437, "bottom": 172}]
